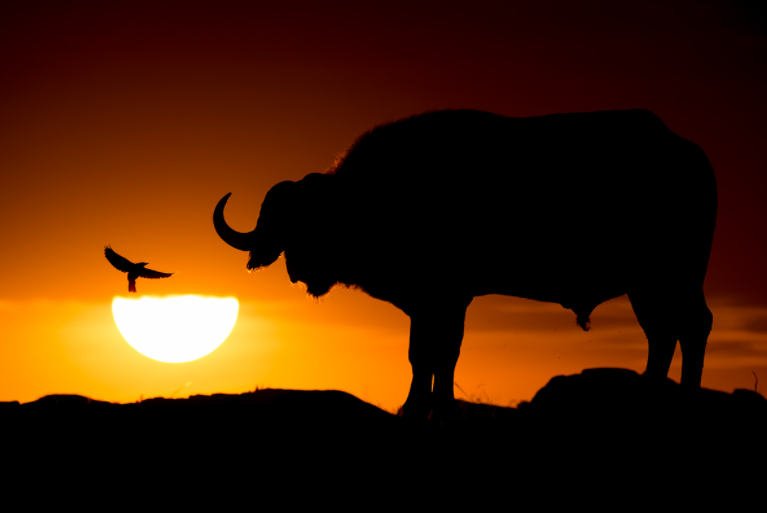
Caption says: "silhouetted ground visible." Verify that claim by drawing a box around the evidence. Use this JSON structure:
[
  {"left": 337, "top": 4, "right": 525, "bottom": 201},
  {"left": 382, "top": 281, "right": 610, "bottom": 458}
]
[{"left": 3, "top": 368, "right": 765, "bottom": 494}]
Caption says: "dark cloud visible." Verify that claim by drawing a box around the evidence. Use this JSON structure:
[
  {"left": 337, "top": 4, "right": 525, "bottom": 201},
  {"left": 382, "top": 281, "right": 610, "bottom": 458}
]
[
  {"left": 706, "top": 340, "right": 767, "bottom": 358},
  {"left": 743, "top": 316, "right": 767, "bottom": 334}
]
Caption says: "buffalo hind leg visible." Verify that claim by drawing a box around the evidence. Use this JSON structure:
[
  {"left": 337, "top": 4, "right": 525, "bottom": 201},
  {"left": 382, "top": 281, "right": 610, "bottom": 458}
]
[
  {"left": 629, "top": 287, "right": 712, "bottom": 387},
  {"left": 629, "top": 291, "right": 677, "bottom": 379},
  {"left": 645, "top": 336, "right": 678, "bottom": 378},
  {"left": 678, "top": 289, "right": 712, "bottom": 387},
  {"left": 401, "top": 297, "right": 471, "bottom": 420}
]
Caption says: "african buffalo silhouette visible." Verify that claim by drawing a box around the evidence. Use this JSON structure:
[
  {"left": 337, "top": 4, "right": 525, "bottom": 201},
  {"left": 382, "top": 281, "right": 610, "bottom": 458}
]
[{"left": 213, "top": 109, "right": 717, "bottom": 416}]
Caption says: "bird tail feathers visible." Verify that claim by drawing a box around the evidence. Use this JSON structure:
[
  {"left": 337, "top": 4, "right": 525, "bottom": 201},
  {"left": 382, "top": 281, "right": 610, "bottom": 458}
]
[{"left": 129, "top": 279, "right": 136, "bottom": 293}]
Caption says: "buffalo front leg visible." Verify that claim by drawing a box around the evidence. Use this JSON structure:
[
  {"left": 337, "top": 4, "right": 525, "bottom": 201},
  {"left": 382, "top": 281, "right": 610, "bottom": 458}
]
[{"left": 402, "top": 297, "right": 472, "bottom": 419}]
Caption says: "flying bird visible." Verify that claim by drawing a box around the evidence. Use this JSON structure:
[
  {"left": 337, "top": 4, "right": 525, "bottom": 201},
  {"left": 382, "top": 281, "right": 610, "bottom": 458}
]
[{"left": 104, "top": 245, "right": 173, "bottom": 293}]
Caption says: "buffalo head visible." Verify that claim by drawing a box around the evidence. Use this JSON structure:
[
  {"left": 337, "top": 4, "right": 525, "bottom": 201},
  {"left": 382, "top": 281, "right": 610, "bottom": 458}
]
[
  {"left": 213, "top": 174, "right": 338, "bottom": 296},
  {"left": 213, "top": 180, "right": 298, "bottom": 271}
]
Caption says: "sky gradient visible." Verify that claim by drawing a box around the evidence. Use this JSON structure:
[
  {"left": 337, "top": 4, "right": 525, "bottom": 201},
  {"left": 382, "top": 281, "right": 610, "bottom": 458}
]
[{"left": 1, "top": 0, "right": 765, "bottom": 410}]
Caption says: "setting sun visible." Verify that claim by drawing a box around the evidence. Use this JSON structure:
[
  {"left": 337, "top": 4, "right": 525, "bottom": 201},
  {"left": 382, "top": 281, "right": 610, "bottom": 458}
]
[{"left": 112, "top": 295, "right": 239, "bottom": 363}]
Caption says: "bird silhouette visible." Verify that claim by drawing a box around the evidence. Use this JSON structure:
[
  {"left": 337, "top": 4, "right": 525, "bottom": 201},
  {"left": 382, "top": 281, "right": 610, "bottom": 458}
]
[{"left": 104, "top": 245, "right": 173, "bottom": 293}]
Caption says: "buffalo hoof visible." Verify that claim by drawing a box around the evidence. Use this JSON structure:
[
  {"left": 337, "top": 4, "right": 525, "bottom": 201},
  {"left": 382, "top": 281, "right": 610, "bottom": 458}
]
[
  {"left": 397, "top": 395, "right": 433, "bottom": 421},
  {"left": 428, "top": 398, "right": 460, "bottom": 426},
  {"left": 398, "top": 397, "right": 460, "bottom": 426}
]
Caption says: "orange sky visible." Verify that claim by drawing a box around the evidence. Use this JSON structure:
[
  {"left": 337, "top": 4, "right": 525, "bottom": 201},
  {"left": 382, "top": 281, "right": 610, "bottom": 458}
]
[{"left": 1, "top": 1, "right": 766, "bottom": 410}]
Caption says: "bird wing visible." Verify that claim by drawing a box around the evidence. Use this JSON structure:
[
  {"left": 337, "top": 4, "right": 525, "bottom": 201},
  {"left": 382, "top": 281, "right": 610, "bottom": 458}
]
[
  {"left": 139, "top": 268, "right": 174, "bottom": 279},
  {"left": 104, "top": 245, "right": 135, "bottom": 273}
]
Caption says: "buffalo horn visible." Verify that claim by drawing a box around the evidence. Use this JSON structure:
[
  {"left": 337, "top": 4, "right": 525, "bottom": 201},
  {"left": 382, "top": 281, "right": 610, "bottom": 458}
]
[{"left": 213, "top": 193, "right": 253, "bottom": 251}]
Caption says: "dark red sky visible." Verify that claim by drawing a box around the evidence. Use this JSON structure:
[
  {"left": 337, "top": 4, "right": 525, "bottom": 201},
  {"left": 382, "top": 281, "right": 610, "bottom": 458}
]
[
  {"left": 1, "top": 0, "right": 765, "bottom": 405},
  {"left": 2, "top": 0, "right": 765, "bottom": 304}
]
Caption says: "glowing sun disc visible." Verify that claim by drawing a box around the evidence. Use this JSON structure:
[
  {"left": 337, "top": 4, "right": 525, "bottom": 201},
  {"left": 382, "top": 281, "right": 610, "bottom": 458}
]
[{"left": 112, "top": 295, "right": 239, "bottom": 363}]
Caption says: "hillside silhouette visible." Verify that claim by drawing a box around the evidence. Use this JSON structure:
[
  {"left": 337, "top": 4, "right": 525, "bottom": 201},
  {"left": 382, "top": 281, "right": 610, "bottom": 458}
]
[{"left": 5, "top": 369, "right": 764, "bottom": 468}]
